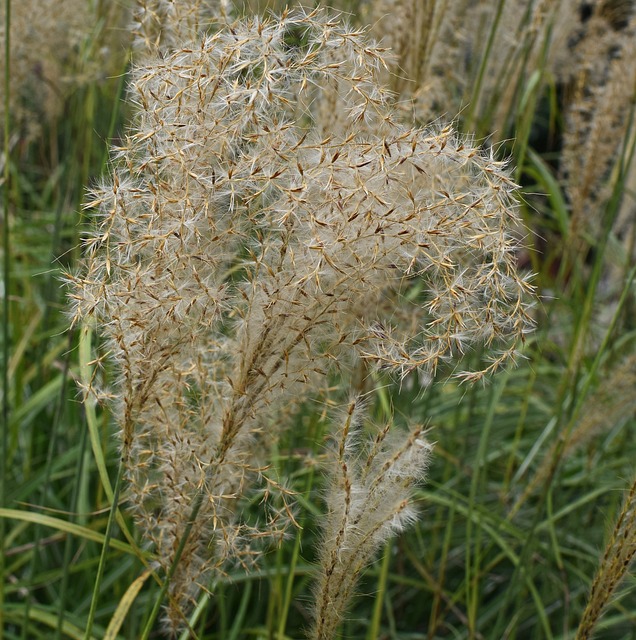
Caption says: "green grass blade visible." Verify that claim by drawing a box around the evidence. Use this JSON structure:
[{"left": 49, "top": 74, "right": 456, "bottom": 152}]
[
  {"left": 84, "top": 458, "right": 124, "bottom": 640},
  {"left": 103, "top": 569, "right": 152, "bottom": 640},
  {"left": 366, "top": 541, "right": 391, "bottom": 640},
  {"left": 4, "top": 605, "right": 99, "bottom": 640},
  {"left": 0, "top": 507, "right": 140, "bottom": 557},
  {"left": 1, "top": 0, "right": 12, "bottom": 636},
  {"left": 78, "top": 325, "right": 113, "bottom": 502}
]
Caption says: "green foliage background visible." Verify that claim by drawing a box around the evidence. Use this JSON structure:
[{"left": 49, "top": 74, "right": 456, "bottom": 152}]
[{"left": 1, "top": 1, "right": 635, "bottom": 638}]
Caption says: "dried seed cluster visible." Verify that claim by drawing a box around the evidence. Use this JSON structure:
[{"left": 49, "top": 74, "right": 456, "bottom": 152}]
[
  {"left": 68, "top": 8, "right": 533, "bottom": 632},
  {"left": 312, "top": 399, "right": 432, "bottom": 639}
]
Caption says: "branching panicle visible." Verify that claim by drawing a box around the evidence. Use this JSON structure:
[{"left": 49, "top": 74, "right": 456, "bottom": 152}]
[
  {"left": 576, "top": 475, "right": 636, "bottom": 640},
  {"left": 311, "top": 398, "right": 432, "bottom": 640},
  {"left": 68, "top": 8, "right": 532, "bottom": 633}
]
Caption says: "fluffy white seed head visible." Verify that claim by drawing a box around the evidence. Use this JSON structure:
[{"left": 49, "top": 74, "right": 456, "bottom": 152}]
[{"left": 68, "top": 8, "right": 533, "bottom": 631}]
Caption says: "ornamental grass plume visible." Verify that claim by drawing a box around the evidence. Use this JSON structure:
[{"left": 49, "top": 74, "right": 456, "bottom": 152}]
[
  {"left": 68, "top": 7, "right": 533, "bottom": 633},
  {"left": 576, "top": 473, "right": 636, "bottom": 640},
  {"left": 559, "top": 2, "right": 636, "bottom": 249},
  {"left": 311, "top": 399, "right": 432, "bottom": 640},
  {"left": 0, "top": 0, "right": 89, "bottom": 142},
  {"left": 132, "top": 0, "right": 231, "bottom": 53},
  {"left": 0, "top": 0, "right": 127, "bottom": 145},
  {"left": 368, "top": 0, "right": 577, "bottom": 134}
]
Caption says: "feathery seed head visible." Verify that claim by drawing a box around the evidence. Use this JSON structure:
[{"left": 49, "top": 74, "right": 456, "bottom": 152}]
[
  {"left": 312, "top": 397, "right": 433, "bottom": 639},
  {"left": 68, "top": 8, "right": 533, "bottom": 631}
]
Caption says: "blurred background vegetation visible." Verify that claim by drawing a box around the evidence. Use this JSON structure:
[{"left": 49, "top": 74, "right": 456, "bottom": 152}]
[{"left": 1, "top": 0, "right": 635, "bottom": 638}]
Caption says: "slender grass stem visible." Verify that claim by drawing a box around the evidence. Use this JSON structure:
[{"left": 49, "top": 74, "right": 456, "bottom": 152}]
[
  {"left": 277, "top": 462, "right": 316, "bottom": 639},
  {"left": 465, "top": 0, "right": 506, "bottom": 132},
  {"left": 84, "top": 459, "right": 125, "bottom": 640},
  {"left": 465, "top": 374, "right": 507, "bottom": 635},
  {"left": 227, "top": 581, "right": 252, "bottom": 640},
  {"left": 21, "top": 331, "right": 75, "bottom": 640},
  {"left": 1, "top": 1, "right": 11, "bottom": 637},
  {"left": 366, "top": 540, "right": 391, "bottom": 640},
  {"left": 177, "top": 589, "right": 211, "bottom": 640},
  {"left": 139, "top": 490, "right": 206, "bottom": 640},
  {"left": 55, "top": 396, "right": 90, "bottom": 640}
]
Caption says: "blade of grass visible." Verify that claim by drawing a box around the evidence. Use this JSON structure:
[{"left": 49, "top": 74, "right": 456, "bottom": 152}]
[
  {"left": 0, "top": 508, "right": 139, "bottom": 556},
  {"left": 227, "top": 581, "right": 253, "bottom": 640},
  {"left": 465, "top": 0, "right": 506, "bottom": 132},
  {"left": 276, "top": 431, "right": 319, "bottom": 639},
  {"left": 4, "top": 604, "right": 98, "bottom": 640},
  {"left": 178, "top": 589, "right": 212, "bottom": 640},
  {"left": 413, "top": 485, "right": 554, "bottom": 638},
  {"left": 83, "top": 458, "right": 124, "bottom": 640},
  {"left": 466, "top": 374, "right": 507, "bottom": 634},
  {"left": 1, "top": 0, "right": 11, "bottom": 635},
  {"left": 77, "top": 324, "right": 142, "bottom": 556},
  {"left": 78, "top": 325, "right": 113, "bottom": 502},
  {"left": 55, "top": 396, "right": 90, "bottom": 640},
  {"left": 103, "top": 569, "right": 152, "bottom": 640},
  {"left": 21, "top": 332, "right": 75, "bottom": 640},
  {"left": 525, "top": 148, "right": 569, "bottom": 240},
  {"left": 366, "top": 540, "right": 391, "bottom": 640}
]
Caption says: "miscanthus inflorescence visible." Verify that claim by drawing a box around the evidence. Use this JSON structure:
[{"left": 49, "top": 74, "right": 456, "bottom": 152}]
[
  {"left": 312, "top": 399, "right": 433, "bottom": 639},
  {"left": 68, "top": 8, "right": 533, "bottom": 633}
]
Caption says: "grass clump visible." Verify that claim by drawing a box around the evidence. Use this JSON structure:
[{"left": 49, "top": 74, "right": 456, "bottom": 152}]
[{"left": 2, "top": 1, "right": 636, "bottom": 639}]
